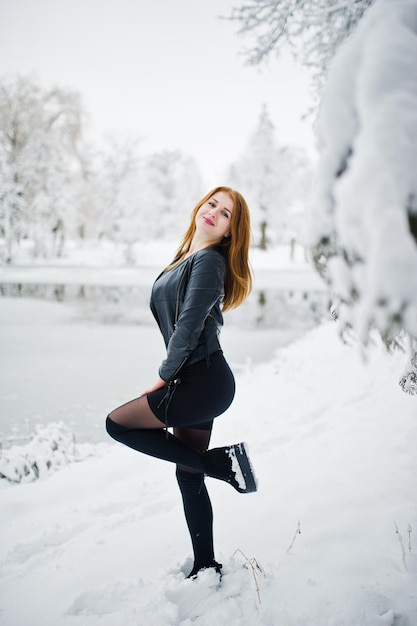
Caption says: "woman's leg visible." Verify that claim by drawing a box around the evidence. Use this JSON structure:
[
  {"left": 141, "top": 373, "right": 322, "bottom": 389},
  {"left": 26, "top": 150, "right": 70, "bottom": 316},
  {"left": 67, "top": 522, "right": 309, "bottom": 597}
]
[
  {"left": 174, "top": 425, "right": 221, "bottom": 578},
  {"left": 106, "top": 396, "right": 206, "bottom": 473},
  {"left": 106, "top": 396, "right": 257, "bottom": 492}
]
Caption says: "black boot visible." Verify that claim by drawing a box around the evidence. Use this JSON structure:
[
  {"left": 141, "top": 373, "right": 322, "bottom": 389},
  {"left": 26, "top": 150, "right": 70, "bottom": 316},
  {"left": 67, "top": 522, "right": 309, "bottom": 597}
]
[
  {"left": 186, "top": 560, "right": 223, "bottom": 580},
  {"left": 203, "top": 442, "right": 258, "bottom": 494}
]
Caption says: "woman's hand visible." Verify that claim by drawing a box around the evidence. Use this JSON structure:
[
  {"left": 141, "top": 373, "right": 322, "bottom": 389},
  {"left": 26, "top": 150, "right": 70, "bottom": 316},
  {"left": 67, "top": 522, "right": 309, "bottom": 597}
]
[{"left": 140, "top": 377, "right": 168, "bottom": 396}]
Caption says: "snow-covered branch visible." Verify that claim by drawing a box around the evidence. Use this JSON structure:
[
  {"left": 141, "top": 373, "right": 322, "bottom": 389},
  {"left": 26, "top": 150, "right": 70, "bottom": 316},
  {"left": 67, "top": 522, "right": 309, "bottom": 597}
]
[
  {"left": 226, "top": 0, "right": 374, "bottom": 91},
  {"left": 309, "top": 0, "right": 417, "bottom": 392}
]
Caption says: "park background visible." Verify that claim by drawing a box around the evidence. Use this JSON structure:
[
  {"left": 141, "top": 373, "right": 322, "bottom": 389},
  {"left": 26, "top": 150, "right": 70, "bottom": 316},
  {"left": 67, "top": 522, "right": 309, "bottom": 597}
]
[{"left": 1, "top": 1, "right": 416, "bottom": 625}]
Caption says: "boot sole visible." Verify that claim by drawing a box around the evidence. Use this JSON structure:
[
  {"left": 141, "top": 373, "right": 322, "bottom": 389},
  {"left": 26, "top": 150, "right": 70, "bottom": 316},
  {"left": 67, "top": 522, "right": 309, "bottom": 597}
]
[{"left": 230, "top": 442, "right": 258, "bottom": 493}]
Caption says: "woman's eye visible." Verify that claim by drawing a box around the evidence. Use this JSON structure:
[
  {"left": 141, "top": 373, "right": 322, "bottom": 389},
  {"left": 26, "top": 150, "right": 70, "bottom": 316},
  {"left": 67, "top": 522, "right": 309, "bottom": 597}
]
[
  {"left": 222, "top": 211, "right": 230, "bottom": 218},
  {"left": 208, "top": 201, "right": 215, "bottom": 207}
]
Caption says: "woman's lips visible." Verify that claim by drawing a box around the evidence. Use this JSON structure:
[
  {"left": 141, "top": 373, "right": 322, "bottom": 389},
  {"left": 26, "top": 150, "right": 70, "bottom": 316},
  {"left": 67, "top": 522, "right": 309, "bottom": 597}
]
[{"left": 203, "top": 217, "right": 214, "bottom": 226}]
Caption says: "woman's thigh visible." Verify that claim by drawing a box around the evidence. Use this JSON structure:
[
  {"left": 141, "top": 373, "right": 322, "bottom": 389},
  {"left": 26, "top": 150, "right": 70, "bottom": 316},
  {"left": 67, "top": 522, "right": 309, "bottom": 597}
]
[
  {"left": 148, "top": 352, "right": 235, "bottom": 428},
  {"left": 108, "top": 395, "right": 164, "bottom": 429}
]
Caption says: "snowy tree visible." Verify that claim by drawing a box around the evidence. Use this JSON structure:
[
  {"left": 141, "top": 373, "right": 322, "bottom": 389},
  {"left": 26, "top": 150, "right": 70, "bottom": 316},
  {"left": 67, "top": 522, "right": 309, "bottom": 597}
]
[
  {"left": 94, "top": 133, "right": 144, "bottom": 262},
  {"left": 309, "top": 0, "right": 417, "bottom": 393},
  {"left": 95, "top": 144, "right": 204, "bottom": 259},
  {"left": 226, "top": 0, "right": 375, "bottom": 93},
  {"left": 0, "top": 76, "right": 89, "bottom": 261},
  {"left": 140, "top": 150, "right": 204, "bottom": 242},
  {"left": 228, "top": 105, "right": 313, "bottom": 249}
]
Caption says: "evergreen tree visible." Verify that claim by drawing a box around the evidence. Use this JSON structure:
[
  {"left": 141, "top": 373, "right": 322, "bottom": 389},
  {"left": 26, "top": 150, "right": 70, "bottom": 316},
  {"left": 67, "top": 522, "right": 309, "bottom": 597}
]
[
  {"left": 309, "top": 0, "right": 417, "bottom": 393},
  {"left": 228, "top": 105, "right": 312, "bottom": 249}
]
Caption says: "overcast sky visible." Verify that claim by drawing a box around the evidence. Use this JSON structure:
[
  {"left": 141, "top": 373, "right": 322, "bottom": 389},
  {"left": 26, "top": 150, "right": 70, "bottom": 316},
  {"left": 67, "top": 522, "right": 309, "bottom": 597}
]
[{"left": 0, "top": 0, "right": 316, "bottom": 183}]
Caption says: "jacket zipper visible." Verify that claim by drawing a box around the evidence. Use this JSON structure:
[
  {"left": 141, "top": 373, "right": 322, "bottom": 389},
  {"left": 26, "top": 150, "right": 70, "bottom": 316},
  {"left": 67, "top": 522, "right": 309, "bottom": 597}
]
[
  {"left": 170, "top": 356, "right": 188, "bottom": 382},
  {"left": 174, "top": 262, "right": 189, "bottom": 327},
  {"left": 169, "top": 262, "right": 190, "bottom": 381},
  {"left": 158, "top": 354, "right": 188, "bottom": 437}
]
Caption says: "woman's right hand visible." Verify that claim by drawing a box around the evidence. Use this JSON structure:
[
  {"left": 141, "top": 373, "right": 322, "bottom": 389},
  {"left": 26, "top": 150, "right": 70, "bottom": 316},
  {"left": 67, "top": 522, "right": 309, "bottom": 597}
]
[{"left": 140, "top": 377, "right": 168, "bottom": 396}]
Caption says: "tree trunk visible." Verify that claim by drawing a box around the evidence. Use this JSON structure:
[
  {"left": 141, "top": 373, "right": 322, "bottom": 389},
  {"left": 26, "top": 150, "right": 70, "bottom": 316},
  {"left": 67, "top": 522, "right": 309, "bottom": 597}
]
[{"left": 260, "top": 220, "right": 267, "bottom": 250}]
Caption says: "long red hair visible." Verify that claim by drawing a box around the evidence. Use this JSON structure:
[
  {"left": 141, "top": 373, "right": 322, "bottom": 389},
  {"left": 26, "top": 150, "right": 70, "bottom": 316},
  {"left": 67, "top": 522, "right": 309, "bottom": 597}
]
[{"left": 170, "top": 186, "right": 253, "bottom": 311}]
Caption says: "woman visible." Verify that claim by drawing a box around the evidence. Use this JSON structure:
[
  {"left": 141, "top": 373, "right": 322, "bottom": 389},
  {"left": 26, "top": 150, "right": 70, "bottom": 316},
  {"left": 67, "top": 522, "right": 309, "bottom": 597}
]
[{"left": 106, "top": 186, "right": 257, "bottom": 580}]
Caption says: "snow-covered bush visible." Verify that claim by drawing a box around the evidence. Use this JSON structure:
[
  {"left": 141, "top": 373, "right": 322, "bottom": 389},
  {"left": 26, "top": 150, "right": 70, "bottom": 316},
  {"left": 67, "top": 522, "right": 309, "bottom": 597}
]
[
  {"left": 0, "top": 422, "right": 104, "bottom": 484},
  {"left": 309, "top": 0, "right": 417, "bottom": 393}
]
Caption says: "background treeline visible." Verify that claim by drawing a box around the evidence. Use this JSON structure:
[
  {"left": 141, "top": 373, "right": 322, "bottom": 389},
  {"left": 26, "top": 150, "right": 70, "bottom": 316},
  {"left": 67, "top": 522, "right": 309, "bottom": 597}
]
[{"left": 0, "top": 76, "right": 313, "bottom": 264}]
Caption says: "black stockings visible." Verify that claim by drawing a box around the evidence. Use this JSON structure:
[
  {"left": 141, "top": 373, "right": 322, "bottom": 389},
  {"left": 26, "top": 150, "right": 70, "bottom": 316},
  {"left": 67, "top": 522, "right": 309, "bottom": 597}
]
[
  {"left": 106, "top": 398, "right": 216, "bottom": 575},
  {"left": 176, "top": 468, "right": 214, "bottom": 574}
]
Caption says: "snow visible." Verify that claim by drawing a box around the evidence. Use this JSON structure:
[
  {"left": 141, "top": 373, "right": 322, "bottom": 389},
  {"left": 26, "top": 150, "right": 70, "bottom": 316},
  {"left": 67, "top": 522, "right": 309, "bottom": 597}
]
[
  {"left": 1, "top": 297, "right": 416, "bottom": 625},
  {"left": 1, "top": 1, "right": 416, "bottom": 620},
  {"left": 310, "top": 0, "right": 417, "bottom": 349}
]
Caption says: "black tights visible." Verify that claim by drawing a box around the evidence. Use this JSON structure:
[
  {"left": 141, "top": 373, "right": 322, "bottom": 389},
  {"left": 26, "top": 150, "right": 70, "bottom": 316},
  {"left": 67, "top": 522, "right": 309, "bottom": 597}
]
[
  {"left": 176, "top": 468, "right": 214, "bottom": 574},
  {"left": 106, "top": 400, "right": 216, "bottom": 575}
]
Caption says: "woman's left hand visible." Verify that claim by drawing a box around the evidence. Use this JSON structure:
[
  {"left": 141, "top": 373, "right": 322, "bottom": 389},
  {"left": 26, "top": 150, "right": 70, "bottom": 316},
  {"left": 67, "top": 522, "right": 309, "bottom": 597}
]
[{"left": 140, "top": 377, "right": 168, "bottom": 396}]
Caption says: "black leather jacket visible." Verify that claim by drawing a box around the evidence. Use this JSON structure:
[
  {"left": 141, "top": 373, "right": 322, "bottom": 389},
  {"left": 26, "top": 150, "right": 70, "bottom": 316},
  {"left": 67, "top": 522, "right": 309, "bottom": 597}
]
[{"left": 150, "top": 247, "right": 225, "bottom": 382}]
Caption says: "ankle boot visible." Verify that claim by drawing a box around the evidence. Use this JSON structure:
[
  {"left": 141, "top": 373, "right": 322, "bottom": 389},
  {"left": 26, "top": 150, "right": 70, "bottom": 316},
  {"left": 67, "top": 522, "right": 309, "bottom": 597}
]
[
  {"left": 186, "top": 560, "right": 223, "bottom": 580},
  {"left": 202, "top": 442, "right": 258, "bottom": 493}
]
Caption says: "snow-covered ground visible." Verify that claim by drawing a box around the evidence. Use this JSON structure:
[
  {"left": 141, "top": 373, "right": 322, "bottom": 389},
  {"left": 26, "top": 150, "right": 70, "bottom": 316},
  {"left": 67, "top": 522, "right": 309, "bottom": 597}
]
[{"left": 1, "top": 297, "right": 416, "bottom": 625}]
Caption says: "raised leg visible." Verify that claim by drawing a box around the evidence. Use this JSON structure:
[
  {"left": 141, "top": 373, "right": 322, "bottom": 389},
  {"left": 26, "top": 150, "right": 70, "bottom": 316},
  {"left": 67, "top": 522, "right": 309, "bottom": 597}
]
[{"left": 105, "top": 396, "right": 206, "bottom": 473}]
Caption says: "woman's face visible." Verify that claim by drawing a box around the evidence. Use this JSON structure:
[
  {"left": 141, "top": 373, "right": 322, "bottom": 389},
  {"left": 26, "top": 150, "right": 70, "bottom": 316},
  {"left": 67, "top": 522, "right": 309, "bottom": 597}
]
[{"left": 195, "top": 191, "right": 233, "bottom": 243}]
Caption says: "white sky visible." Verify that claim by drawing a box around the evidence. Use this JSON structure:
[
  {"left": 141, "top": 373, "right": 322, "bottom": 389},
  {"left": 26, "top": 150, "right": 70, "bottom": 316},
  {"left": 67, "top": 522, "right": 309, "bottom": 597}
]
[{"left": 0, "top": 0, "right": 316, "bottom": 183}]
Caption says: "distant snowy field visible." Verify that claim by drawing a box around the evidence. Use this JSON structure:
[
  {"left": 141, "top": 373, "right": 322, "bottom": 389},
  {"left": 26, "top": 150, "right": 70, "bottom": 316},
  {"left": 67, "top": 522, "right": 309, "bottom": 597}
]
[{"left": 1, "top": 296, "right": 416, "bottom": 625}]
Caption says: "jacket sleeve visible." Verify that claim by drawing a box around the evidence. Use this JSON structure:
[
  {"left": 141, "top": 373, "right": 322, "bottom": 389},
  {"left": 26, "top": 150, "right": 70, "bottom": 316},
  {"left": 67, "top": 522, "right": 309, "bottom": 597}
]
[{"left": 158, "top": 250, "right": 225, "bottom": 381}]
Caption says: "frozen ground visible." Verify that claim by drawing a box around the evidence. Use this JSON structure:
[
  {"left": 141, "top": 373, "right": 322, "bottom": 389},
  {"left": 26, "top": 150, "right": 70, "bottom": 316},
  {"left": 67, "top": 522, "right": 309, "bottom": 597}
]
[{"left": 0, "top": 298, "right": 416, "bottom": 625}]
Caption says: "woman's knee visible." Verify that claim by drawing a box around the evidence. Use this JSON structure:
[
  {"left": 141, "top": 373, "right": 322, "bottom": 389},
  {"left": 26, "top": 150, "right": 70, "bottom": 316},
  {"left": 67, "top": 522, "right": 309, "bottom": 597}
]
[
  {"left": 106, "top": 415, "right": 129, "bottom": 441},
  {"left": 176, "top": 466, "right": 204, "bottom": 481}
]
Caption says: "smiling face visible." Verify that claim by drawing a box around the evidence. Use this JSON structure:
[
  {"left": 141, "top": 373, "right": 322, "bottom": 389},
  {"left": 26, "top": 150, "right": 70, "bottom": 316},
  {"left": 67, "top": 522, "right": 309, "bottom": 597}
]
[{"left": 195, "top": 190, "right": 234, "bottom": 244}]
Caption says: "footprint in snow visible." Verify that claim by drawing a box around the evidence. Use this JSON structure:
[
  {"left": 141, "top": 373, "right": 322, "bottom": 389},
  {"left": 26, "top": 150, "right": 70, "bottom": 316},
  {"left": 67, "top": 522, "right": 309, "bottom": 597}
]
[
  {"left": 164, "top": 568, "right": 221, "bottom": 621},
  {"left": 163, "top": 557, "right": 262, "bottom": 622}
]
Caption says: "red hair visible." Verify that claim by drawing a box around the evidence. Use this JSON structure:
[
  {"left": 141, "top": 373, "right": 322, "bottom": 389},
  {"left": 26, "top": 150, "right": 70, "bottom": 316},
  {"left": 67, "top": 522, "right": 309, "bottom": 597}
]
[{"left": 170, "top": 186, "right": 253, "bottom": 311}]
